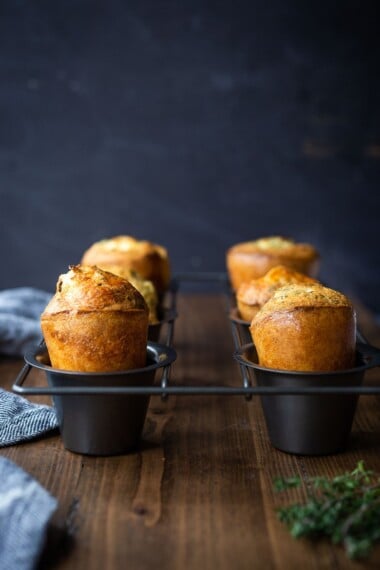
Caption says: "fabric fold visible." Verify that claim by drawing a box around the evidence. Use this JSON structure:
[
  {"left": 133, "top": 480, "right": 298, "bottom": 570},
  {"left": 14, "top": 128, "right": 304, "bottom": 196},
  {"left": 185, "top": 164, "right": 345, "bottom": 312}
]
[
  {"left": 0, "top": 388, "right": 58, "bottom": 447},
  {"left": 0, "top": 287, "right": 51, "bottom": 357},
  {"left": 0, "top": 456, "right": 58, "bottom": 570}
]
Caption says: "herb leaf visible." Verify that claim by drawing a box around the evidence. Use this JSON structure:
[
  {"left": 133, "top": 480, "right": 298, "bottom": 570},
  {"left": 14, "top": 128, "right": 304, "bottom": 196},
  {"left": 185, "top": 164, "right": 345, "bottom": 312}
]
[{"left": 274, "top": 461, "right": 380, "bottom": 559}]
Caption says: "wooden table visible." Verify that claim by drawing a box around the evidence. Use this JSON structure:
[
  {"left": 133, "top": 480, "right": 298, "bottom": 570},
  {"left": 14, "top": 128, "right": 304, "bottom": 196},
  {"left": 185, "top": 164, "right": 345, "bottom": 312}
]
[{"left": 1, "top": 293, "right": 380, "bottom": 569}]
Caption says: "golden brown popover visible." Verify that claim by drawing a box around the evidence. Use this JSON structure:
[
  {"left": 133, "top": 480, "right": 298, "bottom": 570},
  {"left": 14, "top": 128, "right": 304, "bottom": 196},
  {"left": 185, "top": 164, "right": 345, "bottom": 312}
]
[
  {"left": 81, "top": 235, "right": 170, "bottom": 295},
  {"left": 236, "top": 265, "right": 319, "bottom": 322},
  {"left": 41, "top": 265, "right": 149, "bottom": 372},
  {"left": 226, "top": 236, "right": 320, "bottom": 291},
  {"left": 250, "top": 283, "right": 356, "bottom": 372}
]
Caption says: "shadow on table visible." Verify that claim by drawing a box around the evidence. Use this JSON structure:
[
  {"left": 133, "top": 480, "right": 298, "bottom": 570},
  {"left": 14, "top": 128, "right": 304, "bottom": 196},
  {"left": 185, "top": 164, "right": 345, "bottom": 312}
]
[{"left": 37, "top": 500, "right": 78, "bottom": 569}]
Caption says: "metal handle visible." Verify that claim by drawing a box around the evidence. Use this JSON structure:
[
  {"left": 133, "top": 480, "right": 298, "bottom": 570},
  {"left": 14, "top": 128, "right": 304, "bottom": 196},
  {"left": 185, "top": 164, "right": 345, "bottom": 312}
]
[
  {"left": 230, "top": 318, "right": 252, "bottom": 400},
  {"left": 159, "top": 278, "right": 178, "bottom": 400},
  {"left": 13, "top": 361, "right": 32, "bottom": 392}
]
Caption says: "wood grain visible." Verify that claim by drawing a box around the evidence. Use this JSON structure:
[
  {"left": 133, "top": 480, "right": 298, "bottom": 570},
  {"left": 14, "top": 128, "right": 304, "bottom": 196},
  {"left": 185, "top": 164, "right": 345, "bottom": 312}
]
[{"left": 1, "top": 293, "right": 380, "bottom": 569}]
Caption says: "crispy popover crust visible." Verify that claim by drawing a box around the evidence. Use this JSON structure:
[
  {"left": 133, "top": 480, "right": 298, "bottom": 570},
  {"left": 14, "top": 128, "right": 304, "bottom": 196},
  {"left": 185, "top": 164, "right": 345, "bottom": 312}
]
[
  {"left": 226, "top": 236, "right": 320, "bottom": 290},
  {"left": 81, "top": 235, "right": 170, "bottom": 294},
  {"left": 250, "top": 284, "right": 356, "bottom": 372},
  {"left": 236, "top": 265, "right": 319, "bottom": 322},
  {"left": 101, "top": 265, "right": 159, "bottom": 324},
  {"left": 41, "top": 265, "right": 149, "bottom": 372}
]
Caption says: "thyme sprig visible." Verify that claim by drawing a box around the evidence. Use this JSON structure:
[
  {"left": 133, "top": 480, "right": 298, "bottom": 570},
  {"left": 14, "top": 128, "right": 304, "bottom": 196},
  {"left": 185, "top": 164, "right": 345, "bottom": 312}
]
[{"left": 274, "top": 461, "right": 380, "bottom": 559}]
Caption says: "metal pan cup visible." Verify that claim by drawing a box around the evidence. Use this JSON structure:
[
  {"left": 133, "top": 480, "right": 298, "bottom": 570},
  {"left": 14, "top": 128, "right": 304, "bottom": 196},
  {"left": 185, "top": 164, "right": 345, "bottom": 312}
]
[
  {"left": 24, "top": 342, "right": 176, "bottom": 456},
  {"left": 234, "top": 343, "right": 380, "bottom": 455}
]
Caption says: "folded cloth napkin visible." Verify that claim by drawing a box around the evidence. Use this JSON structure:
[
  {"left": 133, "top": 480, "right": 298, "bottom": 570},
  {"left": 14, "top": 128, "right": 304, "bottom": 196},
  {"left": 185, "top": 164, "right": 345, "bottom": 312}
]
[
  {"left": 0, "top": 389, "right": 58, "bottom": 447},
  {"left": 0, "top": 287, "right": 52, "bottom": 357},
  {"left": 0, "top": 456, "right": 57, "bottom": 570},
  {"left": 0, "top": 287, "right": 58, "bottom": 446}
]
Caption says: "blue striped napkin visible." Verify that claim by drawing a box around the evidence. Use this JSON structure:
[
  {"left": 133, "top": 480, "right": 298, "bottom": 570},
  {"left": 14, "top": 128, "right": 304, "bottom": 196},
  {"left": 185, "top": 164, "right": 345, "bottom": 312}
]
[
  {"left": 0, "top": 287, "right": 51, "bottom": 357},
  {"left": 0, "top": 456, "right": 57, "bottom": 570},
  {"left": 0, "top": 287, "right": 58, "bottom": 446},
  {"left": 0, "top": 389, "right": 58, "bottom": 447},
  {"left": 0, "top": 289, "right": 59, "bottom": 570}
]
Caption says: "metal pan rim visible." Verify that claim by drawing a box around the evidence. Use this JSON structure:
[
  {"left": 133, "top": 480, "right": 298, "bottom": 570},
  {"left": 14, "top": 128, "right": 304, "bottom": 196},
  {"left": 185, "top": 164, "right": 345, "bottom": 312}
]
[
  {"left": 25, "top": 341, "right": 177, "bottom": 377},
  {"left": 234, "top": 342, "right": 380, "bottom": 376}
]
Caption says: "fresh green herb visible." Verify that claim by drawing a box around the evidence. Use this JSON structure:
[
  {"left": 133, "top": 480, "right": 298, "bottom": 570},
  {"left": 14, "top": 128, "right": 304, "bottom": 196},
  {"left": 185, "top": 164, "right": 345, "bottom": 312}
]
[{"left": 274, "top": 461, "right": 380, "bottom": 559}]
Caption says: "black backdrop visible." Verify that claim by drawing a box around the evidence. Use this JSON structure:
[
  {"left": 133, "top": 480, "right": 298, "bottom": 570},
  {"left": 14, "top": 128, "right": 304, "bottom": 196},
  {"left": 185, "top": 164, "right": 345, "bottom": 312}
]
[{"left": 0, "top": 1, "right": 379, "bottom": 311}]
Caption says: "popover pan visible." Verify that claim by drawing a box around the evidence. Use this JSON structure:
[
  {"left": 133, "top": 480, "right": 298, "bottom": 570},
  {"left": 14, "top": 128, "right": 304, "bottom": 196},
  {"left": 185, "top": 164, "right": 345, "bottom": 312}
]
[
  {"left": 234, "top": 342, "right": 380, "bottom": 455},
  {"left": 22, "top": 342, "right": 176, "bottom": 456}
]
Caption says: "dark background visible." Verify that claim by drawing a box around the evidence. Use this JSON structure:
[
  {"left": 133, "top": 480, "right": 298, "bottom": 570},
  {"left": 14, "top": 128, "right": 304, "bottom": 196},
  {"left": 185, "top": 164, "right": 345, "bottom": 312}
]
[{"left": 0, "top": 1, "right": 379, "bottom": 311}]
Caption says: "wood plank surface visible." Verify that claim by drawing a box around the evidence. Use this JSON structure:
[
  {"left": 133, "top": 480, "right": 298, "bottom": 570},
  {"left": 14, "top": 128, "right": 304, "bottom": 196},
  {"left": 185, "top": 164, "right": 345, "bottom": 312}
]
[{"left": 1, "top": 293, "right": 380, "bottom": 569}]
